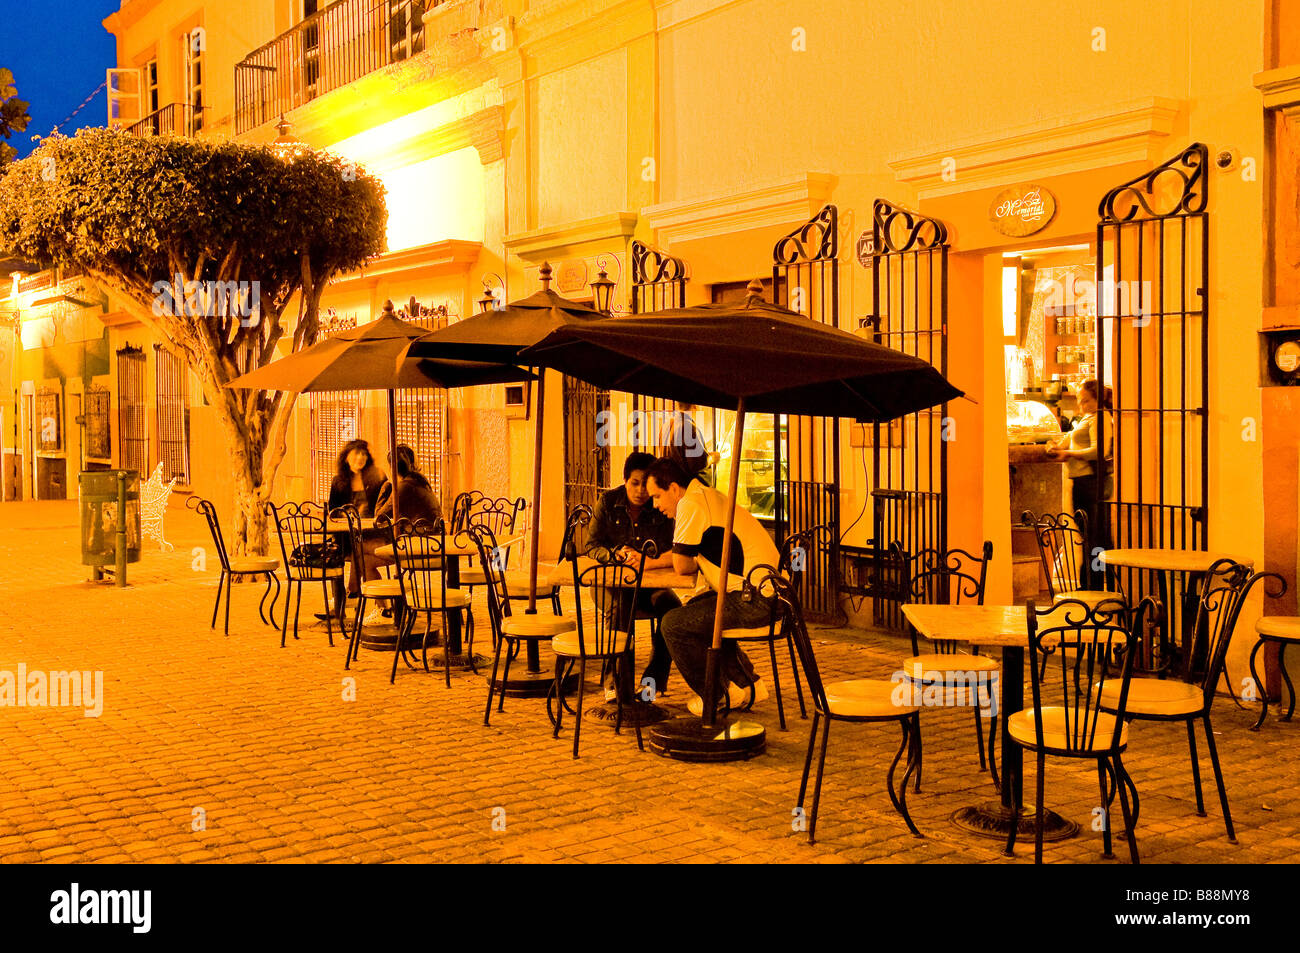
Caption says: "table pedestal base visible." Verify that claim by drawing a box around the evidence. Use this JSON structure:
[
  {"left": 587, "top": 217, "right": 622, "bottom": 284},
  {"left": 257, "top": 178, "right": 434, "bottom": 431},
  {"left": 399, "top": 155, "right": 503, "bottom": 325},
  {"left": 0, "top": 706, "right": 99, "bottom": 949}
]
[
  {"left": 647, "top": 716, "right": 766, "bottom": 762},
  {"left": 951, "top": 801, "right": 1079, "bottom": 844},
  {"left": 583, "top": 700, "right": 670, "bottom": 726}
]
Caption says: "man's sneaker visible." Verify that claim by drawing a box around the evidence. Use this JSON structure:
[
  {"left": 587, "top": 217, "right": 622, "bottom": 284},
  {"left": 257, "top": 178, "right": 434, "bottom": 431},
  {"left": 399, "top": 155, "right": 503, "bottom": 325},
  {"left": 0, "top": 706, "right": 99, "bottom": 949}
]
[
  {"left": 361, "top": 609, "right": 386, "bottom": 627},
  {"left": 604, "top": 686, "right": 619, "bottom": 703},
  {"left": 729, "top": 678, "right": 769, "bottom": 710}
]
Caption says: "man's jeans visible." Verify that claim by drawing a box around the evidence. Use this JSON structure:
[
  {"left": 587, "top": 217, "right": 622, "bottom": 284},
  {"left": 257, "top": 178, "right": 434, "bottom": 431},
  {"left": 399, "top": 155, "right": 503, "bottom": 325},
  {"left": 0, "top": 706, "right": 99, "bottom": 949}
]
[{"left": 659, "top": 590, "right": 772, "bottom": 698}]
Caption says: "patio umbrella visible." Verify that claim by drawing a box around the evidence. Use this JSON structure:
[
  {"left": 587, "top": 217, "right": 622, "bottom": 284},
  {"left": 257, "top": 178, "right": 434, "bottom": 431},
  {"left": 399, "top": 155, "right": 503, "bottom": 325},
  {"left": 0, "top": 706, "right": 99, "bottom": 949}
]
[
  {"left": 519, "top": 279, "right": 962, "bottom": 758},
  {"left": 399, "top": 262, "right": 606, "bottom": 612},
  {"left": 227, "top": 302, "right": 535, "bottom": 523}
]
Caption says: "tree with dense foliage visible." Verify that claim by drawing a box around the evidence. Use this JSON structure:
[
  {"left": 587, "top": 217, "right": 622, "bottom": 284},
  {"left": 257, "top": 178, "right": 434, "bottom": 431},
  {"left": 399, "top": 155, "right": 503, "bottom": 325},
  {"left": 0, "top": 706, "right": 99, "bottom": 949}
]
[
  {"left": 0, "top": 127, "right": 387, "bottom": 552},
  {"left": 0, "top": 68, "right": 32, "bottom": 171}
]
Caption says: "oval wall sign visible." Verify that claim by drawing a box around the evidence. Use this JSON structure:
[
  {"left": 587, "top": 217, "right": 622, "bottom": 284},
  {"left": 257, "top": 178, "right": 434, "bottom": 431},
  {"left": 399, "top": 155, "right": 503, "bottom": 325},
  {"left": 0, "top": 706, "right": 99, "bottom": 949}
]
[{"left": 989, "top": 184, "right": 1056, "bottom": 237}]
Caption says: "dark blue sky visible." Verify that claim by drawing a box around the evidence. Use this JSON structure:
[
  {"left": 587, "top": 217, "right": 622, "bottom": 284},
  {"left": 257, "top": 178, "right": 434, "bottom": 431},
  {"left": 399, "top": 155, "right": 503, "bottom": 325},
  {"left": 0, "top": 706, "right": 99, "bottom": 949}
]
[{"left": 0, "top": 0, "right": 119, "bottom": 160}]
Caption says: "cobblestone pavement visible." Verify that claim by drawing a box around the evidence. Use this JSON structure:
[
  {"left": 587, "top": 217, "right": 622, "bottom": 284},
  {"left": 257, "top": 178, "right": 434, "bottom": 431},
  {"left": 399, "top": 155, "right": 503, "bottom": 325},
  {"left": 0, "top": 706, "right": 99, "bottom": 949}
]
[{"left": 1, "top": 501, "right": 1296, "bottom": 864}]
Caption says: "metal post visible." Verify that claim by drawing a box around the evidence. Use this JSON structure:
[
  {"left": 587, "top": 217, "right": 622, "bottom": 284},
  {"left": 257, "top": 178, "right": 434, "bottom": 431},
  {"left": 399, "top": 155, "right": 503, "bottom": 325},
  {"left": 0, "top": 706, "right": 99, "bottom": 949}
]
[
  {"left": 115, "top": 470, "right": 127, "bottom": 587},
  {"left": 702, "top": 397, "right": 746, "bottom": 729}
]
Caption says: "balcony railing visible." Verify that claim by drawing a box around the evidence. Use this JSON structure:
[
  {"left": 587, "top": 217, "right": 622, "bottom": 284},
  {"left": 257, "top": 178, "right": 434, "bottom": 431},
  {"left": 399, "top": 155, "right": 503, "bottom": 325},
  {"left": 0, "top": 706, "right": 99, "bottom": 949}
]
[
  {"left": 125, "top": 103, "right": 208, "bottom": 138},
  {"left": 235, "top": 0, "right": 432, "bottom": 135}
]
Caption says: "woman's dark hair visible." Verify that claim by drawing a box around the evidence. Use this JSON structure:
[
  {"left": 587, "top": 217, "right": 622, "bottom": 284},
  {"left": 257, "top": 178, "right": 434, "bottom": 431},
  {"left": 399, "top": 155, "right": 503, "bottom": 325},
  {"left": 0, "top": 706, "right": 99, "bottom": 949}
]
[
  {"left": 1080, "top": 379, "right": 1113, "bottom": 410},
  {"left": 391, "top": 444, "right": 430, "bottom": 487},
  {"left": 646, "top": 456, "right": 691, "bottom": 491},
  {"left": 335, "top": 439, "right": 375, "bottom": 484},
  {"left": 623, "top": 451, "right": 656, "bottom": 481}
]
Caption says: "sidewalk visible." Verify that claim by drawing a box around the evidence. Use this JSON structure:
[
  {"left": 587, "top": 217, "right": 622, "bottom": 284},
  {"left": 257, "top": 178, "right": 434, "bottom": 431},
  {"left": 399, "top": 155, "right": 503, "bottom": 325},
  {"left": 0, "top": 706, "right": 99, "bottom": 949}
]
[{"left": 1, "top": 500, "right": 1296, "bottom": 863}]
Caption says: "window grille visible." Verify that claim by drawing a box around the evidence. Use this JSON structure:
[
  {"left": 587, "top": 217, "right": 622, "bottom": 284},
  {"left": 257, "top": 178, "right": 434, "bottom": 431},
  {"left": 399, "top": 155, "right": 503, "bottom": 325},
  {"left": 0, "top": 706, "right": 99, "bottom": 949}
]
[
  {"left": 85, "top": 386, "right": 111, "bottom": 460},
  {"left": 117, "top": 347, "right": 148, "bottom": 475},
  {"left": 155, "top": 345, "right": 190, "bottom": 484}
]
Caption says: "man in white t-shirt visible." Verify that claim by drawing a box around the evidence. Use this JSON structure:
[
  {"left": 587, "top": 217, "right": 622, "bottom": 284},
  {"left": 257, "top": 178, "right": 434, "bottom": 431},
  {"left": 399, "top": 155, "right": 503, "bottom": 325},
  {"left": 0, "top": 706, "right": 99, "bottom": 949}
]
[{"left": 645, "top": 457, "right": 777, "bottom": 714}]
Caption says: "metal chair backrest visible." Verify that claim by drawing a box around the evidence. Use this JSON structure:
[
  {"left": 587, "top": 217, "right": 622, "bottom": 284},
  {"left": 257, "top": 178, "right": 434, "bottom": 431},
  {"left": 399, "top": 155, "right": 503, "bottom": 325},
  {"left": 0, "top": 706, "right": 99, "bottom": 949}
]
[
  {"left": 467, "top": 522, "right": 512, "bottom": 633},
  {"left": 568, "top": 543, "right": 649, "bottom": 657},
  {"left": 780, "top": 523, "right": 832, "bottom": 590},
  {"left": 450, "top": 490, "right": 486, "bottom": 533},
  {"left": 187, "top": 496, "right": 232, "bottom": 572},
  {"left": 560, "top": 504, "right": 593, "bottom": 561},
  {"left": 1027, "top": 596, "right": 1135, "bottom": 753},
  {"left": 1191, "top": 560, "right": 1287, "bottom": 702},
  {"left": 329, "top": 504, "right": 365, "bottom": 586},
  {"left": 761, "top": 565, "right": 830, "bottom": 717},
  {"left": 466, "top": 495, "right": 527, "bottom": 540},
  {"left": 896, "top": 541, "right": 993, "bottom": 654},
  {"left": 265, "top": 500, "right": 331, "bottom": 582},
  {"left": 390, "top": 517, "right": 448, "bottom": 613},
  {"left": 1023, "top": 509, "right": 1091, "bottom": 597}
]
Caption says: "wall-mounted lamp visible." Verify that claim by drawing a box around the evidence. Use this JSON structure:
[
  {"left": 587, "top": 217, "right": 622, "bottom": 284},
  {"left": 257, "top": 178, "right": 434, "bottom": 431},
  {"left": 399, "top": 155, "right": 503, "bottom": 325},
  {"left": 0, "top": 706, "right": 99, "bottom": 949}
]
[{"left": 479, "top": 272, "right": 505, "bottom": 313}]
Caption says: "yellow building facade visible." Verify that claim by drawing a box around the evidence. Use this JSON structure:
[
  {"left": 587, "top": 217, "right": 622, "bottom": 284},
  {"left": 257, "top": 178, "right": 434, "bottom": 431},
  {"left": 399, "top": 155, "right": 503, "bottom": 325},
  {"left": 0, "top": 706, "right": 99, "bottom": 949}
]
[{"left": 4, "top": 0, "right": 1296, "bottom": 682}]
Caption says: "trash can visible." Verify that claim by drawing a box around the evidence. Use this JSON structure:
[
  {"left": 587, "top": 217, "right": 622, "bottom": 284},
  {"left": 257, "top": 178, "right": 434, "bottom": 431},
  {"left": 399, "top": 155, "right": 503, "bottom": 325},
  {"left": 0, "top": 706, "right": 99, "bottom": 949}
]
[{"left": 79, "top": 469, "right": 141, "bottom": 587}]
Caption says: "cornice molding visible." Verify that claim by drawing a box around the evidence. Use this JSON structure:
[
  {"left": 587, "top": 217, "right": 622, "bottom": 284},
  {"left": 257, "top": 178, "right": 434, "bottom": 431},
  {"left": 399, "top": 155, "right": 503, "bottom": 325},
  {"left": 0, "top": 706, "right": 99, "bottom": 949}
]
[
  {"left": 640, "top": 173, "right": 837, "bottom": 245},
  {"left": 1255, "top": 64, "right": 1300, "bottom": 119},
  {"left": 504, "top": 212, "right": 639, "bottom": 258},
  {"left": 888, "top": 97, "right": 1184, "bottom": 199},
  {"left": 329, "top": 240, "right": 483, "bottom": 292}
]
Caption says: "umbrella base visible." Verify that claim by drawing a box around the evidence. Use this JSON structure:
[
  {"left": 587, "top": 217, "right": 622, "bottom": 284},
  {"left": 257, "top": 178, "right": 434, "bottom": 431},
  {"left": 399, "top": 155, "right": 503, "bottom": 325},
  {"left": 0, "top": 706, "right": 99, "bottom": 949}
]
[
  {"left": 647, "top": 716, "right": 766, "bottom": 762},
  {"left": 951, "top": 802, "right": 1079, "bottom": 842}
]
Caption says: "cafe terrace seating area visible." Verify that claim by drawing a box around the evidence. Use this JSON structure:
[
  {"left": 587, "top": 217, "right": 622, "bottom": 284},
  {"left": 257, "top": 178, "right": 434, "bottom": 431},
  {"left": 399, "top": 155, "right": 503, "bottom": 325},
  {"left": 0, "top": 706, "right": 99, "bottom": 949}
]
[{"left": 2, "top": 497, "right": 1295, "bottom": 865}]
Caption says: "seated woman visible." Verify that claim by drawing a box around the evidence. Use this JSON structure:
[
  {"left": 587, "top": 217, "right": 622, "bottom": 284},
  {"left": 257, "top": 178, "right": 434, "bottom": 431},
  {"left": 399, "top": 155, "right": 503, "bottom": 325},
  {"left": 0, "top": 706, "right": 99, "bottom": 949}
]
[
  {"left": 365, "top": 446, "right": 443, "bottom": 616},
  {"left": 327, "top": 439, "right": 388, "bottom": 599}
]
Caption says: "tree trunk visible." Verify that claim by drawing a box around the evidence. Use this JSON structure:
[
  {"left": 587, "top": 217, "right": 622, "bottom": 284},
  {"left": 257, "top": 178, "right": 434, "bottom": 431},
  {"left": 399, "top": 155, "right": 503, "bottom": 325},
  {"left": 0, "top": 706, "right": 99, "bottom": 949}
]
[{"left": 215, "top": 396, "right": 270, "bottom": 557}]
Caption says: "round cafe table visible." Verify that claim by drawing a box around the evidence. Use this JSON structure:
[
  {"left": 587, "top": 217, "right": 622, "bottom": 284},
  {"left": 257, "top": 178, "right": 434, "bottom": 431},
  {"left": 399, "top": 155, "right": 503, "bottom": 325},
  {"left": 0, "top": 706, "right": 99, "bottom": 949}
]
[
  {"left": 546, "top": 556, "right": 695, "bottom": 726},
  {"left": 901, "top": 602, "right": 1079, "bottom": 845},
  {"left": 1100, "top": 549, "right": 1253, "bottom": 678}
]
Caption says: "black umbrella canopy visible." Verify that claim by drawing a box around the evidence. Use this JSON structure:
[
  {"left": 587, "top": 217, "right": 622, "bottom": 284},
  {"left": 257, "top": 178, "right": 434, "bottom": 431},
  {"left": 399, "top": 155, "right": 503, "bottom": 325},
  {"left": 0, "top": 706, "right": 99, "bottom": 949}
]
[
  {"left": 517, "top": 285, "right": 962, "bottom": 420},
  {"left": 401, "top": 263, "right": 606, "bottom": 364}
]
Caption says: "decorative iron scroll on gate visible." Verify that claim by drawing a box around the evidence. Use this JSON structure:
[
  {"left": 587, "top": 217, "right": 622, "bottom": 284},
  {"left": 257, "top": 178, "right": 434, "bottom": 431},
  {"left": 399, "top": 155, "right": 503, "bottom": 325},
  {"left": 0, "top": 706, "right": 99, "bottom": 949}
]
[
  {"left": 865, "top": 199, "right": 950, "bottom": 629},
  {"left": 1096, "top": 143, "right": 1209, "bottom": 675},
  {"left": 772, "top": 205, "right": 841, "bottom": 622}
]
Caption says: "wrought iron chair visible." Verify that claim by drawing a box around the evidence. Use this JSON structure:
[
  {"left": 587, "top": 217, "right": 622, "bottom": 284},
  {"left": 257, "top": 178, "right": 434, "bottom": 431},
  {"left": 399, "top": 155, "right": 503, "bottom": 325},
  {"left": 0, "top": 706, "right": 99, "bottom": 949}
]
[
  {"left": 895, "top": 540, "right": 1000, "bottom": 790},
  {"left": 457, "top": 495, "right": 527, "bottom": 585},
  {"left": 389, "top": 517, "right": 470, "bottom": 686},
  {"left": 334, "top": 507, "right": 406, "bottom": 670},
  {"left": 265, "top": 500, "right": 345, "bottom": 647},
  {"left": 771, "top": 564, "right": 922, "bottom": 843},
  {"left": 1248, "top": 615, "right": 1300, "bottom": 731},
  {"left": 548, "top": 542, "right": 650, "bottom": 758},
  {"left": 450, "top": 490, "right": 486, "bottom": 533},
  {"left": 719, "top": 524, "right": 831, "bottom": 728},
  {"left": 473, "top": 522, "right": 579, "bottom": 725},
  {"left": 187, "top": 496, "right": 280, "bottom": 636},
  {"left": 1097, "top": 560, "right": 1286, "bottom": 841},
  {"left": 1007, "top": 596, "right": 1139, "bottom": 864}
]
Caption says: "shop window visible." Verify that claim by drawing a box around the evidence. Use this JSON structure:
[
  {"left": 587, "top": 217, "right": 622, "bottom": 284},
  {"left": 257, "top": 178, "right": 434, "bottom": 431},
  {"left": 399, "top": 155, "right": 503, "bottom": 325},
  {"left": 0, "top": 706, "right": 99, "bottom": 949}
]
[
  {"left": 34, "top": 388, "right": 62, "bottom": 453},
  {"left": 85, "top": 386, "right": 111, "bottom": 460}
]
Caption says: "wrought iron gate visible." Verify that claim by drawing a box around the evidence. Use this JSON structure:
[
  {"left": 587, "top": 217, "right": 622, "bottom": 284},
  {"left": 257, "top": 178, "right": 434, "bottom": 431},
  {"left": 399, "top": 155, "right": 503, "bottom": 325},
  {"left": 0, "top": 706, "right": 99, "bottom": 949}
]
[
  {"left": 868, "top": 200, "right": 950, "bottom": 628},
  {"left": 771, "top": 206, "right": 842, "bottom": 621},
  {"left": 629, "top": 240, "right": 690, "bottom": 457},
  {"left": 1096, "top": 143, "right": 1209, "bottom": 670},
  {"left": 395, "top": 301, "right": 450, "bottom": 501},
  {"left": 154, "top": 344, "right": 190, "bottom": 485}
]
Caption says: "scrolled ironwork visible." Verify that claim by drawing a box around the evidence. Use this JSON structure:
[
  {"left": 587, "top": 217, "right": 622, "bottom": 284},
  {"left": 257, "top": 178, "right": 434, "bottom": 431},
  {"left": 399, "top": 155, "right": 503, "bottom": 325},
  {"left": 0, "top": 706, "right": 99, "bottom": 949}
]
[
  {"left": 871, "top": 199, "right": 949, "bottom": 254},
  {"left": 774, "top": 204, "right": 838, "bottom": 265},
  {"left": 1098, "top": 142, "right": 1208, "bottom": 223},
  {"left": 630, "top": 240, "right": 688, "bottom": 286}
]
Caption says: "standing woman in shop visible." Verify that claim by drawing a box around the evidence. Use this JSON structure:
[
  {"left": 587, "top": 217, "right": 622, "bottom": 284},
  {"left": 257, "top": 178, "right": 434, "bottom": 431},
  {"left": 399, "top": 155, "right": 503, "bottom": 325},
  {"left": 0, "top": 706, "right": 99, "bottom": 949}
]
[{"left": 1045, "top": 379, "right": 1113, "bottom": 586}]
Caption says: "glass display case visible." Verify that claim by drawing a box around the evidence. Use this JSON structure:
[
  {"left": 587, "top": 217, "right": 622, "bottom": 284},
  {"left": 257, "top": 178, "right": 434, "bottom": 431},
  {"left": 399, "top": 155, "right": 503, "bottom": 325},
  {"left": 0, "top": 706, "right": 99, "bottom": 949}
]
[
  {"left": 714, "top": 413, "right": 787, "bottom": 520},
  {"left": 1006, "top": 397, "right": 1062, "bottom": 445}
]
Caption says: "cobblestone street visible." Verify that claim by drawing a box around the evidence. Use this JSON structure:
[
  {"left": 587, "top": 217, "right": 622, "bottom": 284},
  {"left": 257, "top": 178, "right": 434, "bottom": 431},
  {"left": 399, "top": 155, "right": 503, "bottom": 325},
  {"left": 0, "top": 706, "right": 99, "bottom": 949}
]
[{"left": 2, "top": 501, "right": 1297, "bottom": 864}]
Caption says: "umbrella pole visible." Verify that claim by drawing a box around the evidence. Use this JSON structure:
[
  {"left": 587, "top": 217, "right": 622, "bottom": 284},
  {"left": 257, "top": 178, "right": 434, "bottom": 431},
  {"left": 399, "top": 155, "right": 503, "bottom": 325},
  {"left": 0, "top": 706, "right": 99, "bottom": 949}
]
[
  {"left": 701, "top": 398, "right": 745, "bottom": 730},
  {"left": 526, "top": 370, "right": 545, "bottom": 613},
  {"left": 387, "top": 389, "right": 400, "bottom": 523}
]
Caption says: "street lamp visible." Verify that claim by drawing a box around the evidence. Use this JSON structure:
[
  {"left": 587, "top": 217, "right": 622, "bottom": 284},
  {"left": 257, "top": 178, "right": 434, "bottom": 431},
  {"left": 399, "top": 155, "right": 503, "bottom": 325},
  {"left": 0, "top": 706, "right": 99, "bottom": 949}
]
[
  {"left": 590, "top": 267, "right": 614, "bottom": 315},
  {"left": 270, "top": 115, "right": 310, "bottom": 161},
  {"left": 478, "top": 273, "right": 505, "bottom": 313}
]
